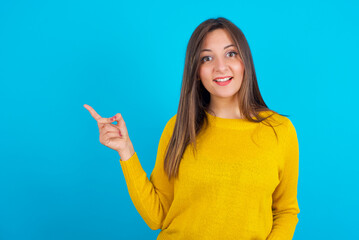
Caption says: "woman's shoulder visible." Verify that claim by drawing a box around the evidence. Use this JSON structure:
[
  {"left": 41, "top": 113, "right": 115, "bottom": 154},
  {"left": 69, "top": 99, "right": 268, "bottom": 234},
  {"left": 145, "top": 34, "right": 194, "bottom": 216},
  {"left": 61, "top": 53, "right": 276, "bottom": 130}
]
[
  {"left": 258, "top": 110, "right": 294, "bottom": 128},
  {"left": 259, "top": 110, "right": 297, "bottom": 138},
  {"left": 162, "top": 113, "right": 177, "bottom": 135},
  {"left": 166, "top": 113, "right": 177, "bottom": 127}
]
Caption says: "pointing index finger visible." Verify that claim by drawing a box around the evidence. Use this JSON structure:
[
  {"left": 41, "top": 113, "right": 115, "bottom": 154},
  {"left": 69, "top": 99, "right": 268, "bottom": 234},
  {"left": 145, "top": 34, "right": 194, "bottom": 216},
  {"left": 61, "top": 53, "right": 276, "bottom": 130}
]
[{"left": 83, "top": 104, "right": 102, "bottom": 121}]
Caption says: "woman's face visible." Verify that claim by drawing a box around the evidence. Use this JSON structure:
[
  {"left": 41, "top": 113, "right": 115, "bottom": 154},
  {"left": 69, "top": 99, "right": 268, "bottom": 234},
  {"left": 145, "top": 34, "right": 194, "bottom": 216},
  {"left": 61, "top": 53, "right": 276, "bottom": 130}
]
[{"left": 198, "top": 28, "right": 244, "bottom": 102}]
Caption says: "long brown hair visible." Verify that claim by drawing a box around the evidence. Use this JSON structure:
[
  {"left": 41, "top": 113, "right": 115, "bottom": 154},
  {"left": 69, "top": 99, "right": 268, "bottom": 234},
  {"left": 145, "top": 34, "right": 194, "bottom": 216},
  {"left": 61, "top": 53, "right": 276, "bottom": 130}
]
[{"left": 163, "top": 17, "right": 288, "bottom": 181}]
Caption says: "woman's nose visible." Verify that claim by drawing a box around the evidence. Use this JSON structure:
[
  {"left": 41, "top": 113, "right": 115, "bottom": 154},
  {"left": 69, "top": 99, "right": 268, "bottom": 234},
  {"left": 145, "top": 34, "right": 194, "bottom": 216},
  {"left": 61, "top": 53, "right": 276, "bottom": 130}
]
[{"left": 214, "top": 57, "right": 228, "bottom": 73}]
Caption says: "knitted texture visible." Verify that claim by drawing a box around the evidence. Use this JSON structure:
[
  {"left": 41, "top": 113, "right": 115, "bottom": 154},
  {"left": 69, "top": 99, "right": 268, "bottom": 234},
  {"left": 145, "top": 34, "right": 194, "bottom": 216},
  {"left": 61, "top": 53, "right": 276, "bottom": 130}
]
[{"left": 120, "top": 110, "right": 300, "bottom": 240}]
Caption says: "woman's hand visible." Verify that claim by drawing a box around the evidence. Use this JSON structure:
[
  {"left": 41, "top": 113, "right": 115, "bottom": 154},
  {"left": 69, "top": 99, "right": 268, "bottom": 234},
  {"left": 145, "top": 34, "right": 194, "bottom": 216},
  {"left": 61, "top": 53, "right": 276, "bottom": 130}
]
[{"left": 83, "top": 104, "right": 135, "bottom": 161}]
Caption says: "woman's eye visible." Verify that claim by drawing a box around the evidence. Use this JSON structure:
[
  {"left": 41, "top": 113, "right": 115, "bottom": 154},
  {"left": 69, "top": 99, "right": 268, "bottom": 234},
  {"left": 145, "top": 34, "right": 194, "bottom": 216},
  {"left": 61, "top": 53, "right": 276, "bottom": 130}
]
[
  {"left": 201, "top": 56, "right": 212, "bottom": 62},
  {"left": 227, "top": 51, "right": 238, "bottom": 57}
]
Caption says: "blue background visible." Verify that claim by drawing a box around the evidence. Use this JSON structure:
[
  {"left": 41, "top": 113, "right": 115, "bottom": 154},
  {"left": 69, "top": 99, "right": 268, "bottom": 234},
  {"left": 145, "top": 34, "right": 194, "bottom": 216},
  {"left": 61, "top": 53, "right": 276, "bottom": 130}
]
[{"left": 1, "top": 0, "right": 358, "bottom": 239}]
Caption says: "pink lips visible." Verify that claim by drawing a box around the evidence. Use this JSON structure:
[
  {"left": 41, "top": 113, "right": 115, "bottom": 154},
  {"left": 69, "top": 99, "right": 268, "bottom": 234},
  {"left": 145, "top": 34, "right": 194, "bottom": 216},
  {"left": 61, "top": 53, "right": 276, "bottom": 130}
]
[{"left": 214, "top": 77, "right": 232, "bottom": 86}]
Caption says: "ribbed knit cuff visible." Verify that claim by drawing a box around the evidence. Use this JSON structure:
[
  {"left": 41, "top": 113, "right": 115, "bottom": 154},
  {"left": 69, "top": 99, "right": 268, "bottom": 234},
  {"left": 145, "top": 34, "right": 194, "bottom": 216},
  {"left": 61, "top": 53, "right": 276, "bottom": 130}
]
[
  {"left": 266, "top": 230, "right": 287, "bottom": 240},
  {"left": 156, "top": 232, "right": 172, "bottom": 240}
]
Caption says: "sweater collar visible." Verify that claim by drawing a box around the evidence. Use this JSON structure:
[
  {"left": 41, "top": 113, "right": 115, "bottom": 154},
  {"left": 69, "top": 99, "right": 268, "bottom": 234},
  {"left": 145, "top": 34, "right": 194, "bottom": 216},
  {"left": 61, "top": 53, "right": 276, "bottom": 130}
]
[{"left": 204, "top": 110, "right": 266, "bottom": 129}]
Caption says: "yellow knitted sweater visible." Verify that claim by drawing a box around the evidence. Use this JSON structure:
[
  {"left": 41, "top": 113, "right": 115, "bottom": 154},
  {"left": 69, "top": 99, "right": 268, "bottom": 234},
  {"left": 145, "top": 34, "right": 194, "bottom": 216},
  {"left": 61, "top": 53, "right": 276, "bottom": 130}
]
[{"left": 120, "top": 110, "right": 300, "bottom": 240}]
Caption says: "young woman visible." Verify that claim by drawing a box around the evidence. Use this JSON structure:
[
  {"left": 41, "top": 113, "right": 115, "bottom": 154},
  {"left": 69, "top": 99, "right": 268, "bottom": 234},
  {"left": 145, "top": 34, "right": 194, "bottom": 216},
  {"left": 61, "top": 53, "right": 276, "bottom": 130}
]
[{"left": 84, "top": 17, "right": 300, "bottom": 240}]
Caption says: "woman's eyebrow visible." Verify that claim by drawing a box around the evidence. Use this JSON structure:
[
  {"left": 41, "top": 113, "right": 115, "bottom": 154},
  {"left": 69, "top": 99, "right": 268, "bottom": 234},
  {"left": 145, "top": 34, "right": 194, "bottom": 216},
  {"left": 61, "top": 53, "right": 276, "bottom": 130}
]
[{"left": 200, "top": 44, "right": 236, "bottom": 52}]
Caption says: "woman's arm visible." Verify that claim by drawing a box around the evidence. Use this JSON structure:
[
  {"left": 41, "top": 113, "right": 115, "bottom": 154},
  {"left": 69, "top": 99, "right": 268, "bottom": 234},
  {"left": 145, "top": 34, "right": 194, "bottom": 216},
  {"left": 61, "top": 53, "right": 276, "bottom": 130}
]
[
  {"left": 119, "top": 115, "right": 176, "bottom": 230},
  {"left": 267, "top": 118, "right": 300, "bottom": 240}
]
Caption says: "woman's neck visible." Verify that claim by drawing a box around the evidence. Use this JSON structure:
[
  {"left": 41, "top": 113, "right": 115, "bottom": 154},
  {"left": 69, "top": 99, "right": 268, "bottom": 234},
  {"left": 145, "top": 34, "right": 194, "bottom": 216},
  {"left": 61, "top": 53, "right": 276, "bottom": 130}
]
[{"left": 207, "top": 100, "right": 243, "bottom": 119}]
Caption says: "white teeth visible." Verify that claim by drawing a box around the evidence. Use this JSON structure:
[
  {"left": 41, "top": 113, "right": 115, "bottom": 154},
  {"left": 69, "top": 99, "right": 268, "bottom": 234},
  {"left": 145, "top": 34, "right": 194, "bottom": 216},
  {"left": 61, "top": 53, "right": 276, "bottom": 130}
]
[{"left": 214, "top": 77, "right": 232, "bottom": 82}]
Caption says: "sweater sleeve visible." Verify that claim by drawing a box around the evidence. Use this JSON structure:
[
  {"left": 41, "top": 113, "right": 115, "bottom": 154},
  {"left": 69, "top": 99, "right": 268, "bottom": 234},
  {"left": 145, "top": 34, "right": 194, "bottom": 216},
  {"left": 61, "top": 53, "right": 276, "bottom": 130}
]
[
  {"left": 267, "top": 118, "right": 300, "bottom": 240},
  {"left": 119, "top": 114, "right": 176, "bottom": 230}
]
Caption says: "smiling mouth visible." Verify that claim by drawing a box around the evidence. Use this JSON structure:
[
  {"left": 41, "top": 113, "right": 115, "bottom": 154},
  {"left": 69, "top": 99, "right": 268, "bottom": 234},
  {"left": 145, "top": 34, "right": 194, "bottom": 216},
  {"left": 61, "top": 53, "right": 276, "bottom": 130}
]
[{"left": 214, "top": 77, "right": 233, "bottom": 82}]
